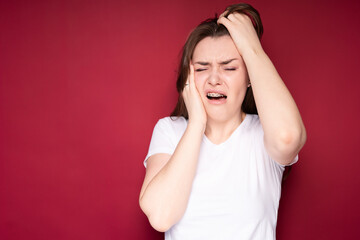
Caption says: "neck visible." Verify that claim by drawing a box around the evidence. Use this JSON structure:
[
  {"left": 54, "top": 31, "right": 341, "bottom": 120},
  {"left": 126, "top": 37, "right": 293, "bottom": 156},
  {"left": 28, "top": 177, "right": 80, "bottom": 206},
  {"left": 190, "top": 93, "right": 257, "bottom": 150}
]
[{"left": 205, "top": 111, "right": 246, "bottom": 145}]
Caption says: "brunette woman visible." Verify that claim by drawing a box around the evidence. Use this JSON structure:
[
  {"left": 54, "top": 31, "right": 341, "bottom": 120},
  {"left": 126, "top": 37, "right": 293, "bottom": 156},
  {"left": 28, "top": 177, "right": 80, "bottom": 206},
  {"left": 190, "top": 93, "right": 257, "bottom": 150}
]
[{"left": 140, "top": 3, "right": 306, "bottom": 239}]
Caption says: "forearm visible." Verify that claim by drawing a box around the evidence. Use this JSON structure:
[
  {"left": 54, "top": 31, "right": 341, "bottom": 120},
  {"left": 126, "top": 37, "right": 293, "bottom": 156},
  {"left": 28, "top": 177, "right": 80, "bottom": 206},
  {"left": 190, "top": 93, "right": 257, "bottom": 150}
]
[
  {"left": 243, "top": 47, "right": 306, "bottom": 150},
  {"left": 140, "top": 122, "right": 204, "bottom": 231}
]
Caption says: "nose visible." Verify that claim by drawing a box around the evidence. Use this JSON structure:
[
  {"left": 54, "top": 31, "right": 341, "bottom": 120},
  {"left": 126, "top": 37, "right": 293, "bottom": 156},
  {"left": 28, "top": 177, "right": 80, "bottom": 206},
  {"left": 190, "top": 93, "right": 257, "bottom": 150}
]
[{"left": 207, "top": 68, "right": 222, "bottom": 86}]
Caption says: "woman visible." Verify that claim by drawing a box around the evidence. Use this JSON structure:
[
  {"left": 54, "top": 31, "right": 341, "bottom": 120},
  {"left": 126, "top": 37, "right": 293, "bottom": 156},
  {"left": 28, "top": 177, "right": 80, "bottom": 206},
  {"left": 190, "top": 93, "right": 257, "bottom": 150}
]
[{"left": 139, "top": 3, "right": 306, "bottom": 239}]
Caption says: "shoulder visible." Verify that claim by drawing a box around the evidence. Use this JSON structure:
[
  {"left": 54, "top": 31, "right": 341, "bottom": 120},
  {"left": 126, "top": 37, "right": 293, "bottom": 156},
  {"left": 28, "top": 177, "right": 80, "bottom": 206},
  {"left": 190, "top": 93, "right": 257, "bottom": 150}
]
[
  {"left": 243, "top": 114, "right": 269, "bottom": 145},
  {"left": 154, "top": 116, "right": 188, "bottom": 137},
  {"left": 156, "top": 116, "right": 187, "bottom": 129}
]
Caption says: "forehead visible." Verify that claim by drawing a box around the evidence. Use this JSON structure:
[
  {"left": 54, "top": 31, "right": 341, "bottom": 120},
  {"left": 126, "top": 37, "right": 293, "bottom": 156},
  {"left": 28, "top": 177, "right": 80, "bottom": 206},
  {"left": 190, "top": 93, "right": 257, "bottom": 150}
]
[{"left": 192, "top": 36, "right": 240, "bottom": 61}]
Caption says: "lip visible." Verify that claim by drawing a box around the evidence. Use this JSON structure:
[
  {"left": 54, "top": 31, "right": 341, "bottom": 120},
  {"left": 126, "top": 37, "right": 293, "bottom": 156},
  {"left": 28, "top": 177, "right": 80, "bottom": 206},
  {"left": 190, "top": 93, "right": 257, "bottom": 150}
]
[
  {"left": 206, "top": 97, "right": 227, "bottom": 105},
  {"left": 205, "top": 89, "right": 227, "bottom": 95},
  {"left": 205, "top": 89, "right": 227, "bottom": 105}
]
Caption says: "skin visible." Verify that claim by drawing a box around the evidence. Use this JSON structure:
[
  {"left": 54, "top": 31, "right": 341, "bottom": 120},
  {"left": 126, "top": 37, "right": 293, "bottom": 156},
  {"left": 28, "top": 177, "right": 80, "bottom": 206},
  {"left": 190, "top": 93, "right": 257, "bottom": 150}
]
[
  {"left": 139, "top": 11, "right": 307, "bottom": 232},
  {"left": 192, "top": 35, "right": 249, "bottom": 144},
  {"left": 217, "top": 12, "right": 306, "bottom": 163}
]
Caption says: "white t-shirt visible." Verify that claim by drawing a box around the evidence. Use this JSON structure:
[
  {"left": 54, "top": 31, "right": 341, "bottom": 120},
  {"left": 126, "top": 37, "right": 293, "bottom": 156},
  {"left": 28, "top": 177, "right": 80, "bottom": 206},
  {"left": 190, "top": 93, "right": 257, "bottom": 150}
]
[{"left": 144, "top": 114, "right": 298, "bottom": 240}]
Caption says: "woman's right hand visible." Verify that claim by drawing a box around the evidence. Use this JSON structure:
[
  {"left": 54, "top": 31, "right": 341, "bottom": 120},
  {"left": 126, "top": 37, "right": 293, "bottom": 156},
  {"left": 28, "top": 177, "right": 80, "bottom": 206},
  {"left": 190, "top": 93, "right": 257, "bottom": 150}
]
[{"left": 182, "top": 64, "right": 207, "bottom": 131}]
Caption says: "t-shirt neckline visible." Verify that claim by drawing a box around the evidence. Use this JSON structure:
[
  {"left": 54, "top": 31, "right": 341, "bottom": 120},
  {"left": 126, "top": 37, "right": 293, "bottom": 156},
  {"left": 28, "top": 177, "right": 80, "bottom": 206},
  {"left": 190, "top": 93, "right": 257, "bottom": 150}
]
[{"left": 202, "top": 114, "right": 250, "bottom": 147}]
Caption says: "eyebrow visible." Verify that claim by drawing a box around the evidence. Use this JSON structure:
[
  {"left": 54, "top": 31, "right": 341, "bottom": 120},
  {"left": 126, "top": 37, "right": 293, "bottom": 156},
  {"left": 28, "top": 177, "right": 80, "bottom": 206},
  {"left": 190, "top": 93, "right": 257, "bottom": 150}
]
[{"left": 194, "top": 58, "right": 239, "bottom": 66}]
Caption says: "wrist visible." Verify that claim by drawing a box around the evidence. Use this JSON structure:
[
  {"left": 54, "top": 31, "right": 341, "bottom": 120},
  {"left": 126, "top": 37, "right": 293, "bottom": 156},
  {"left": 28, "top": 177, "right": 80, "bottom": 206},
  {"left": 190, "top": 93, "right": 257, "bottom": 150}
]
[
  {"left": 241, "top": 44, "right": 265, "bottom": 61},
  {"left": 187, "top": 120, "right": 206, "bottom": 134}
]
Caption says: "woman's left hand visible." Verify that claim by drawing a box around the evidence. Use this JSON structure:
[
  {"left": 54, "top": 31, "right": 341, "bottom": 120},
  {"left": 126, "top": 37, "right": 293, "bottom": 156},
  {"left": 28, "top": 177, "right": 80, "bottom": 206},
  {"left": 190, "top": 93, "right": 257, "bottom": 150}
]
[{"left": 217, "top": 11, "right": 263, "bottom": 58}]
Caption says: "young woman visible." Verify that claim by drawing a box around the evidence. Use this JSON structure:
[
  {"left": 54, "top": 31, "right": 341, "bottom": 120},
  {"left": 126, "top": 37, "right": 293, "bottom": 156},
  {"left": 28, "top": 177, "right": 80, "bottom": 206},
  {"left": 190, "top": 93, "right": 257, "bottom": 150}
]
[{"left": 139, "top": 3, "right": 306, "bottom": 239}]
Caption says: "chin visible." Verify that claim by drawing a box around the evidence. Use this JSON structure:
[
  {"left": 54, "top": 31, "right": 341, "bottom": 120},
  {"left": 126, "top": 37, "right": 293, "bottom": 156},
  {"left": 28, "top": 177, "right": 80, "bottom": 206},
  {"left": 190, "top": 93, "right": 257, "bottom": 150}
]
[{"left": 206, "top": 108, "right": 231, "bottom": 122}]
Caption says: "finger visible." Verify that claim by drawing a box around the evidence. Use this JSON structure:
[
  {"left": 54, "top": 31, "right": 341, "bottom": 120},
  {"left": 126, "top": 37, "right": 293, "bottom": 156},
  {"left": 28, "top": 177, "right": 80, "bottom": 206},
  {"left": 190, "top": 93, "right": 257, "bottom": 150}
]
[
  {"left": 227, "top": 13, "right": 238, "bottom": 22},
  {"left": 184, "top": 66, "right": 192, "bottom": 88},
  {"left": 233, "top": 13, "right": 254, "bottom": 26},
  {"left": 217, "top": 16, "right": 232, "bottom": 27},
  {"left": 239, "top": 13, "right": 252, "bottom": 22},
  {"left": 218, "top": 10, "right": 228, "bottom": 20},
  {"left": 189, "top": 64, "right": 195, "bottom": 86}
]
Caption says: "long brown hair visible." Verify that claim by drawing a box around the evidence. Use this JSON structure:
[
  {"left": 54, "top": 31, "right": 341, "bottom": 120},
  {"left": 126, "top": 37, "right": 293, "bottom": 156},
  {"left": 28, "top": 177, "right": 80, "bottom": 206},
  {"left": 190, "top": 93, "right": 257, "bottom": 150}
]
[
  {"left": 170, "top": 3, "right": 263, "bottom": 119},
  {"left": 169, "top": 3, "right": 293, "bottom": 181}
]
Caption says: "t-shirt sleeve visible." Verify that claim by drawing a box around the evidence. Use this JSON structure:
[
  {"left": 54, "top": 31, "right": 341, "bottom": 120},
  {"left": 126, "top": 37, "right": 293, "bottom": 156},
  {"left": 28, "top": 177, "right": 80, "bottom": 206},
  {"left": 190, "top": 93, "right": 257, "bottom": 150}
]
[
  {"left": 274, "top": 154, "right": 299, "bottom": 167},
  {"left": 143, "top": 118, "right": 176, "bottom": 168}
]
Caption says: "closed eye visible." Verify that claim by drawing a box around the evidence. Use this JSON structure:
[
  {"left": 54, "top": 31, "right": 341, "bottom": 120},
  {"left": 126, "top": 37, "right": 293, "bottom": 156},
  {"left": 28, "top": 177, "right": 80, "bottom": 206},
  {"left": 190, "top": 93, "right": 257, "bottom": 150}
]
[
  {"left": 225, "top": 68, "right": 237, "bottom": 71},
  {"left": 195, "top": 69, "right": 207, "bottom": 72}
]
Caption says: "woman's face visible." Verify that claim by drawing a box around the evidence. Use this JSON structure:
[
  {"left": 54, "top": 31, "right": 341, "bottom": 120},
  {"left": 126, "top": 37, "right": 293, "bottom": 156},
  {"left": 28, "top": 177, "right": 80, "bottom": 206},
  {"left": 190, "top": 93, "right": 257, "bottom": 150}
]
[{"left": 192, "top": 35, "right": 249, "bottom": 122}]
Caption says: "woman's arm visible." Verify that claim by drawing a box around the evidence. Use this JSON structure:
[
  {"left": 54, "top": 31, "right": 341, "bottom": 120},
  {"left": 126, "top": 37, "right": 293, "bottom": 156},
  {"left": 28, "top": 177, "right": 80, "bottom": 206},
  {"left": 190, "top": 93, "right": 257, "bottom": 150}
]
[
  {"left": 139, "top": 65, "right": 206, "bottom": 232},
  {"left": 139, "top": 122, "right": 204, "bottom": 232},
  {"left": 218, "top": 13, "right": 306, "bottom": 165},
  {"left": 242, "top": 49, "right": 306, "bottom": 165}
]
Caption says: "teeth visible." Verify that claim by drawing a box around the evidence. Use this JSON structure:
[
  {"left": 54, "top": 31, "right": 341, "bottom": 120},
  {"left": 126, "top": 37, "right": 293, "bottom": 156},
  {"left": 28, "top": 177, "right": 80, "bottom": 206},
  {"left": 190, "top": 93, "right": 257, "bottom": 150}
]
[{"left": 207, "top": 92, "right": 225, "bottom": 97}]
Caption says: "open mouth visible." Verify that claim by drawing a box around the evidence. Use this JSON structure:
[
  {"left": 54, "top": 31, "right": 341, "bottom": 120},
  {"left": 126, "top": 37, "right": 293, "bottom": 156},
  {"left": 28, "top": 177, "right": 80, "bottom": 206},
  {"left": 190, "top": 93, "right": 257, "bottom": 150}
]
[{"left": 206, "top": 92, "right": 227, "bottom": 100}]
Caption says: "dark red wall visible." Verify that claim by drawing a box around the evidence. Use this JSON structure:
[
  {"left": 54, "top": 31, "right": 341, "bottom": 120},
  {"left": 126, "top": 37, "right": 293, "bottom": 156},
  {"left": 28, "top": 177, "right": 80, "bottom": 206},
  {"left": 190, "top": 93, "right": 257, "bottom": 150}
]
[{"left": 1, "top": 0, "right": 359, "bottom": 239}]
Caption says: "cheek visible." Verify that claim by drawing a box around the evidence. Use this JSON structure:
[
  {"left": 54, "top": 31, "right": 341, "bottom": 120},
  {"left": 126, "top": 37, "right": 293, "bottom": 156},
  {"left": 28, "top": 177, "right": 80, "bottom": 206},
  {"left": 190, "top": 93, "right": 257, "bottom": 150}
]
[
  {"left": 194, "top": 74, "right": 207, "bottom": 89},
  {"left": 228, "top": 72, "right": 247, "bottom": 85},
  {"left": 227, "top": 74, "right": 248, "bottom": 97}
]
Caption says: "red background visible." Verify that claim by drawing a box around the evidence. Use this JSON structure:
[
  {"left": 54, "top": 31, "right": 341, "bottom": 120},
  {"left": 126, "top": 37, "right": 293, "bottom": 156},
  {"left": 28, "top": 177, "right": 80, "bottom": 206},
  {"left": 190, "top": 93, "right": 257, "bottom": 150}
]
[{"left": 1, "top": 0, "right": 359, "bottom": 239}]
